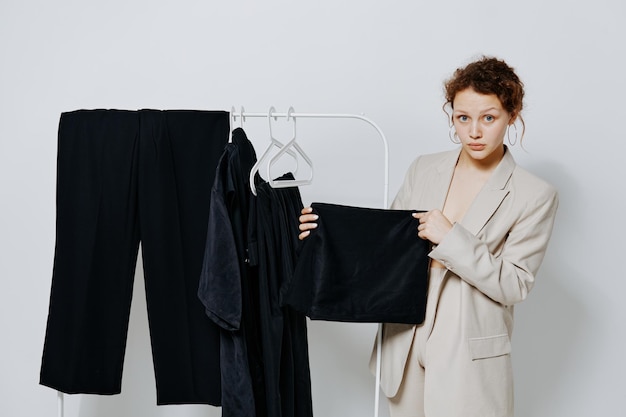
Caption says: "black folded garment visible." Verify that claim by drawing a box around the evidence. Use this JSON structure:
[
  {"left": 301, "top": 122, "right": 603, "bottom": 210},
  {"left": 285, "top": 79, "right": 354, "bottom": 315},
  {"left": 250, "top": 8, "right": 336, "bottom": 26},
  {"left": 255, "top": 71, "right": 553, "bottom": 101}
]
[{"left": 281, "top": 202, "right": 430, "bottom": 324}]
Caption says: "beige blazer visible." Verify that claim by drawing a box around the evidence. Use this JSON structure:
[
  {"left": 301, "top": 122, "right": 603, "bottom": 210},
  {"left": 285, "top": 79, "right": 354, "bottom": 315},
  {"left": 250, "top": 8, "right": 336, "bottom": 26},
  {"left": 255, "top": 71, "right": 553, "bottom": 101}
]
[{"left": 370, "top": 147, "right": 559, "bottom": 397}]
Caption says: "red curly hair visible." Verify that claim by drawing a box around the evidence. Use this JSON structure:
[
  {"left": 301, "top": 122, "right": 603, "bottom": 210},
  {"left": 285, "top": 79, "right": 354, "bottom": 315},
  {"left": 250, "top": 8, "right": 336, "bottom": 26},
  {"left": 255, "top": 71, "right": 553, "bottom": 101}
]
[{"left": 444, "top": 56, "right": 526, "bottom": 139}]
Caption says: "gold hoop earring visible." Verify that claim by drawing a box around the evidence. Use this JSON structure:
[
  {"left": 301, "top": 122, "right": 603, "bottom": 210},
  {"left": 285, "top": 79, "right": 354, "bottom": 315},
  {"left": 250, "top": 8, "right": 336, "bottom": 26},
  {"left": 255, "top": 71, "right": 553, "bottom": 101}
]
[
  {"left": 449, "top": 125, "right": 460, "bottom": 144},
  {"left": 507, "top": 124, "right": 518, "bottom": 146}
]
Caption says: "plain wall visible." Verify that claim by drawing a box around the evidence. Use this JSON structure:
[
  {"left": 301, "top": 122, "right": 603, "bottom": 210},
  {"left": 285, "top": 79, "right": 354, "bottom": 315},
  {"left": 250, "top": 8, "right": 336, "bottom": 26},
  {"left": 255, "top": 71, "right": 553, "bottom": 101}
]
[{"left": 1, "top": 1, "right": 625, "bottom": 416}]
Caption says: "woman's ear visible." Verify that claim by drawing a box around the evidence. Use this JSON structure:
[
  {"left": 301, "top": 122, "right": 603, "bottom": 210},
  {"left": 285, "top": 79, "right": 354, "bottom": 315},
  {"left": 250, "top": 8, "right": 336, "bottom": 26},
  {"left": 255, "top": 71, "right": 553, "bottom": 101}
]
[{"left": 508, "top": 113, "right": 518, "bottom": 125}]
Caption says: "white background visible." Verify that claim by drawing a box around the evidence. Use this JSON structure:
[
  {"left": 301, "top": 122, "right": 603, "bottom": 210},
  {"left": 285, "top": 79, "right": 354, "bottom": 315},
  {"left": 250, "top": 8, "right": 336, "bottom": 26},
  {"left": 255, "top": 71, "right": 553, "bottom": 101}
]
[{"left": 1, "top": 1, "right": 625, "bottom": 416}]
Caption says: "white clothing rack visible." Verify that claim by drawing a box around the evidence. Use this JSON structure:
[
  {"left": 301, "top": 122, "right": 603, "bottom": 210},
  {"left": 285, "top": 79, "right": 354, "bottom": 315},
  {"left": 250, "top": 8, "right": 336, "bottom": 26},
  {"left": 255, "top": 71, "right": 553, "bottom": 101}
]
[{"left": 56, "top": 108, "right": 390, "bottom": 417}]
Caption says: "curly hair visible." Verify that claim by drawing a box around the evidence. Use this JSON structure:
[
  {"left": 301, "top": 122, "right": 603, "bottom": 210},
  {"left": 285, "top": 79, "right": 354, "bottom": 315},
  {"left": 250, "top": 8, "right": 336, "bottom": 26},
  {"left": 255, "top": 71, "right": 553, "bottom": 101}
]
[{"left": 444, "top": 56, "right": 525, "bottom": 138}]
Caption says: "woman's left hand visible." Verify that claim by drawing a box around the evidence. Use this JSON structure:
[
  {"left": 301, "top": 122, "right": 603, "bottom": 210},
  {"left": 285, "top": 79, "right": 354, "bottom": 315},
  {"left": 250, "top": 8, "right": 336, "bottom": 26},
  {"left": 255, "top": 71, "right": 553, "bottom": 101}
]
[{"left": 413, "top": 210, "right": 453, "bottom": 245}]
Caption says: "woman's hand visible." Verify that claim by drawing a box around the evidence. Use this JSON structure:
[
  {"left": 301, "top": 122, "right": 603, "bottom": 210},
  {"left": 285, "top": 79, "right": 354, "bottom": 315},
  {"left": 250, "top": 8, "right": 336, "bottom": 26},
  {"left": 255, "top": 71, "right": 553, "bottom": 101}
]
[
  {"left": 298, "top": 207, "right": 318, "bottom": 240},
  {"left": 413, "top": 210, "right": 453, "bottom": 245}
]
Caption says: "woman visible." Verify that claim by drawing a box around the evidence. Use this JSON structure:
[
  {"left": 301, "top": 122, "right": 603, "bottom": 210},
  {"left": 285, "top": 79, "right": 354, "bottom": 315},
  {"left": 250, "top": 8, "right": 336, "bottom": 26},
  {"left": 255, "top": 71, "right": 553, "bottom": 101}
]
[{"left": 298, "top": 56, "right": 559, "bottom": 416}]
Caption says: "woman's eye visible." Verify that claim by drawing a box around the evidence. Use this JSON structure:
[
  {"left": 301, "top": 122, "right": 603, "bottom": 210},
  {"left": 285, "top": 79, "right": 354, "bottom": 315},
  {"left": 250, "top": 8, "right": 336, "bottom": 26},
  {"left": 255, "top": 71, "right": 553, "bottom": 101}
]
[
  {"left": 458, "top": 115, "right": 468, "bottom": 122},
  {"left": 484, "top": 115, "right": 494, "bottom": 122}
]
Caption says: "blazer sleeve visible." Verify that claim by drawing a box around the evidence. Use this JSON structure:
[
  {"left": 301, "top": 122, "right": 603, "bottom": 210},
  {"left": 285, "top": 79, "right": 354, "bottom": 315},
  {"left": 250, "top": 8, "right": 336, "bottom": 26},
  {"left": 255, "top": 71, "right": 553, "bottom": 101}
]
[{"left": 429, "top": 184, "right": 559, "bottom": 306}]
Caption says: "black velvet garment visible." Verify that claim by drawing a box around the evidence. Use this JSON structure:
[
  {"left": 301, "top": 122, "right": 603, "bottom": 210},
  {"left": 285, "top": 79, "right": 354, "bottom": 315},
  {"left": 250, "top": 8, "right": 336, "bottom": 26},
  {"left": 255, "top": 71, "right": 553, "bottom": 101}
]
[
  {"left": 198, "top": 128, "right": 266, "bottom": 417},
  {"left": 198, "top": 129, "right": 313, "bottom": 417},
  {"left": 40, "top": 109, "right": 228, "bottom": 405},
  {"left": 251, "top": 175, "right": 313, "bottom": 417},
  {"left": 282, "top": 202, "right": 430, "bottom": 324}
]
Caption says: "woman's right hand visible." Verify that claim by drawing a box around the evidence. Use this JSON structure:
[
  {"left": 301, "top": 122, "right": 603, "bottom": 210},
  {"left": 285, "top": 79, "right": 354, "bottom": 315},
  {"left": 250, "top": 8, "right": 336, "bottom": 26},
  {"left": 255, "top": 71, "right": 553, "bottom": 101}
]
[{"left": 298, "top": 207, "right": 318, "bottom": 240}]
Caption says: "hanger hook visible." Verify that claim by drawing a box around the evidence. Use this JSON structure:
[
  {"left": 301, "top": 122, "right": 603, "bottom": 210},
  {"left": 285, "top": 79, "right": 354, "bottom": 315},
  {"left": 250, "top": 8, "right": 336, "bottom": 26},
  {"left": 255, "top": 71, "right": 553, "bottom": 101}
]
[
  {"left": 267, "top": 106, "right": 276, "bottom": 139},
  {"left": 239, "top": 106, "right": 245, "bottom": 127},
  {"left": 286, "top": 106, "right": 296, "bottom": 138}
]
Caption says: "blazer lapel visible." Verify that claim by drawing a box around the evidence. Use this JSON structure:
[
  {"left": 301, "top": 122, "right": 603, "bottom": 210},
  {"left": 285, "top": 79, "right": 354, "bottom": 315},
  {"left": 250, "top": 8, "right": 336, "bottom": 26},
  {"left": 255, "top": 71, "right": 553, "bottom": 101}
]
[
  {"left": 460, "top": 147, "right": 516, "bottom": 235},
  {"left": 424, "top": 148, "right": 460, "bottom": 210}
]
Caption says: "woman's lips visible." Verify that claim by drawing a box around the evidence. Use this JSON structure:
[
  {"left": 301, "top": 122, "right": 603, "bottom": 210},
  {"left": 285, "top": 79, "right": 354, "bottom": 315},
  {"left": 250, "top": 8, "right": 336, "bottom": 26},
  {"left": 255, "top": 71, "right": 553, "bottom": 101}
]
[{"left": 468, "top": 143, "right": 485, "bottom": 150}]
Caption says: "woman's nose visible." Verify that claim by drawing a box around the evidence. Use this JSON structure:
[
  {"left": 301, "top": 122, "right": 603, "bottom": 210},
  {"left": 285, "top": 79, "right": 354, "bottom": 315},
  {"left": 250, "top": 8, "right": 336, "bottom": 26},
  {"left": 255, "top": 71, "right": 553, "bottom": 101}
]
[{"left": 469, "top": 122, "right": 482, "bottom": 139}]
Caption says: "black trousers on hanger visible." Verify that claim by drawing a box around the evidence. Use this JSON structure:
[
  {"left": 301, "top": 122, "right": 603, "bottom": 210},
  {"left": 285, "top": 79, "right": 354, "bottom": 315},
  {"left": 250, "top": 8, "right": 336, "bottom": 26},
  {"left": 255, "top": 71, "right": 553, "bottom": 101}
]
[{"left": 40, "top": 109, "right": 229, "bottom": 405}]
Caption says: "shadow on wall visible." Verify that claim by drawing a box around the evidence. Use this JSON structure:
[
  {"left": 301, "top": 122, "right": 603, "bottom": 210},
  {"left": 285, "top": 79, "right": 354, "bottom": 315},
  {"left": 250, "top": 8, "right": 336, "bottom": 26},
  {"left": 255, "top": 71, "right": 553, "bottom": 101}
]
[{"left": 513, "top": 159, "right": 587, "bottom": 416}]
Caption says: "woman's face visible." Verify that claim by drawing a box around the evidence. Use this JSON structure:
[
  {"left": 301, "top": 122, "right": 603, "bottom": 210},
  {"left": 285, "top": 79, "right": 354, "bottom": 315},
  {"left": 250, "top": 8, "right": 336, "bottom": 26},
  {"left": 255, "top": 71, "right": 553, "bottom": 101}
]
[{"left": 452, "top": 88, "right": 513, "bottom": 165}]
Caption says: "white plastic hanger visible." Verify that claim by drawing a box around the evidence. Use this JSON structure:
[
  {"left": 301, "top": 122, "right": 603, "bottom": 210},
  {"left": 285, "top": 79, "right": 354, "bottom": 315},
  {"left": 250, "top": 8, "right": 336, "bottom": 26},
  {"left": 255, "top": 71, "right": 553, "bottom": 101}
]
[
  {"left": 249, "top": 106, "right": 300, "bottom": 195},
  {"left": 229, "top": 106, "right": 247, "bottom": 142},
  {"left": 266, "top": 106, "right": 313, "bottom": 189},
  {"left": 237, "top": 106, "right": 245, "bottom": 128}
]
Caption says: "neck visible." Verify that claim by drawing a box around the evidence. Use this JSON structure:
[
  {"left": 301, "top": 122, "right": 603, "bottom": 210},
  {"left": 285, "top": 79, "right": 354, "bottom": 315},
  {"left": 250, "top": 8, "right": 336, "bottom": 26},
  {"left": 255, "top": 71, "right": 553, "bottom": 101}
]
[{"left": 457, "top": 145, "right": 505, "bottom": 172}]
